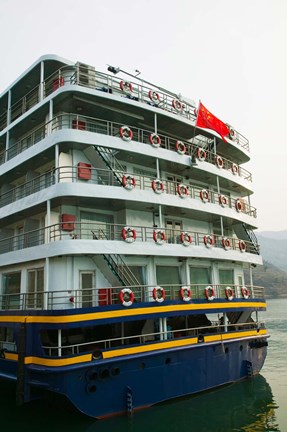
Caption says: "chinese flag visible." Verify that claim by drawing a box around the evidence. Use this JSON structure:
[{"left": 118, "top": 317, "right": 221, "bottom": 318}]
[{"left": 196, "top": 102, "right": 230, "bottom": 142}]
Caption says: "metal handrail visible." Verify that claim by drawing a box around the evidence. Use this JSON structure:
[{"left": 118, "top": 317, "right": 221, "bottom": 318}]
[{"left": 0, "top": 283, "right": 265, "bottom": 311}]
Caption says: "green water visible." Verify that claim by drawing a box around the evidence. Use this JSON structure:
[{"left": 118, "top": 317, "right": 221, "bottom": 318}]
[{"left": 0, "top": 298, "right": 285, "bottom": 432}]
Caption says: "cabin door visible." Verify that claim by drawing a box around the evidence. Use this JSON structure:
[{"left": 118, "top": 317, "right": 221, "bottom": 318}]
[{"left": 79, "top": 271, "right": 95, "bottom": 307}]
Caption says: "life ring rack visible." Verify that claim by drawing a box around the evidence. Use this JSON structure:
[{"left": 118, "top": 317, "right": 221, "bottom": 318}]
[
  {"left": 121, "top": 226, "right": 137, "bottom": 243},
  {"left": 180, "top": 231, "right": 192, "bottom": 246},
  {"left": 180, "top": 286, "right": 192, "bottom": 302},
  {"left": 119, "top": 125, "right": 133, "bottom": 141},
  {"left": 153, "top": 229, "right": 166, "bottom": 245},
  {"left": 225, "top": 287, "right": 234, "bottom": 301},
  {"left": 119, "top": 288, "right": 134, "bottom": 307},
  {"left": 241, "top": 286, "right": 250, "bottom": 299},
  {"left": 122, "top": 175, "right": 136, "bottom": 190},
  {"left": 205, "top": 286, "right": 215, "bottom": 301},
  {"left": 153, "top": 286, "right": 165, "bottom": 303}
]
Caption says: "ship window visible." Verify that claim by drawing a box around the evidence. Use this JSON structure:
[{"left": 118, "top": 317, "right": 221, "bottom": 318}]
[
  {"left": 2, "top": 272, "right": 21, "bottom": 309},
  {"left": 127, "top": 266, "right": 146, "bottom": 286},
  {"left": 218, "top": 269, "right": 234, "bottom": 286},
  {"left": 80, "top": 211, "right": 114, "bottom": 240},
  {"left": 27, "top": 268, "right": 44, "bottom": 309},
  {"left": 189, "top": 267, "right": 211, "bottom": 298},
  {"left": 165, "top": 220, "right": 182, "bottom": 243},
  {"left": 156, "top": 266, "right": 181, "bottom": 290}
]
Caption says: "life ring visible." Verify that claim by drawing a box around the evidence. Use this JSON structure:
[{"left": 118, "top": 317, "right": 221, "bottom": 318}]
[
  {"left": 177, "top": 183, "right": 189, "bottom": 198},
  {"left": 148, "top": 90, "right": 160, "bottom": 103},
  {"left": 196, "top": 147, "right": 207, "bottom": 161},
  {"left": 219, "top": 195, "right": 228, "bottom": 207},
  {"left": 153, "top": 229, "right": 166, "bottom": 245},
  {"left": 200, "top": 189, "right": 209, "bottom": 203},
  {"left": 205, "top": 286, "right": 215, "bottom": 301},
  {"left": 216, "top": 155, "right": 224, "bottom": 169},
  {"left": 151, "top": 178, "right": 164, "bottom": 194},
  {"left": 180, "top": 231, "right": 192, "bottom": 246},
  {"left": 120, "top": 80, "right": 133, "bottom": 94},
  {"left": 222, "top": 237, "right": 231, "bottom": 250},
  {"left": 122, "top": 175, "right": 136, "bottom": 190},
  {"left": 149, "top": 133, "right": 161, "bottom": 148},
  {"left": 241, "top": 286, "right": 249, "bottom": 299},
  {"left": 229, "top": 128, "right": 236, "bottom": 140},
  {"left": 175, "top": 140, "right": 186, "bottom": 155},
  {"left": 119, "top": 288, "right": 134, "bottom": 307},
  {"left": 172, "top": 99, "right": 183, "bottom": 111},
  {"left": 239, "top": 240, "right": 247, "bottom": 252},
  {"left": 121, "top": 226, "right": 137, "bottom": 243},
  {"left": 119, "top": 125, "right": 133, "bottom": 141},
  {"left": 204, "top": 235, "right": 215, "bottom": 248},
  {"left": 153, "top": 286, "right": 165, "bottom": 303},
  {"left": 225, "top": 287, "right": 234, "bottom": 301},
  {"left": 231, "top": 163, "right": 239, "bottom": 175},
  {"left": 235, "top": 199, "right": 244, "bottom": 212},
  {"left": 180, "top": 286, "right": 192, "bottom": 302}
]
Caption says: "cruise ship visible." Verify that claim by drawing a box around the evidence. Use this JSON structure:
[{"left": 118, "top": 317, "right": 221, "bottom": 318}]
[{"left": 0, "top": 54, "right": 268, "bottom": 418}]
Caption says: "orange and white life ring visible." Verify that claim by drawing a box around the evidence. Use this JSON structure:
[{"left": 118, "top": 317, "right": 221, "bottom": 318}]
[
  {"left": 153, "top": 229, "right": 166, "bottom": 245},
  {"left": 149, "top": 133, "right": 161, "bottom": 148},
  {"left": 200, "top": 189, "right": 209, "bottom": 203},
  {"left": 231, "top": 163, "right": 239, "bottom": 175},
  {"left": 121, "top": 226, "right": 137, "bottom": 243},
  {"left": 153, "top": 286, "right": 165, "bottom": 303},
  {"left": 119, "top": 288, "right": 134, "bottom": 307},
  {"left": 148, "top": 90, "right": 160, "bottom": 103},
  {"left": 235, "top": 199, "right": 244, "bottom": 212},
  {"left": 180, "top": 286, "right": 192, "bottom": 302},
  {"left": 229, "top": 128, "right": 236, "bottom": 141},
  {"left": 222, "top": 237, "right": 231, "bottom": 250},
  {"left": 152, "top": 178, "right": 164, "bottom": 194},
  {"left": 175, "top": 140, "right": 186, "bottom": 155},
  {"left": 180, "top": 231, "right": 192, "bottom": 246},
  {"left": 241, "top": 286, "right": 249, "bottom": 299},
  {"left": 205, "top": 286, "right": 215, "bottom": 301},
  {"left": 119, "top": 125, "right": 133, "bottom": 141},
  {"left": 120, "top": 80, "right": 133, "bottom": 94},
  {"left": 177, "top": 183, "right": 189, "bottom": 198},
  {"left": 172, "top": 99, "right": 183, "bottom": 111},
  {"left": 216, "top": 155, "right": 224, "bottom": 169},
  {"left": 122, "top": 175, "right": 136, "bottom": 190},
  {"left": 225, "top": 287, "right": 234, "bottom": 301},
  {"left": 196, "top": 147, "right": 207, "bottom": 161},
  {"left": 204, "top": 235, "right": 215, "bottom": 248},
  {"left": 219, "top": 195, "right": 228, "bottom": 207},
  {"left": 239, "top": 240, "right": 247, "bottom": 252}
]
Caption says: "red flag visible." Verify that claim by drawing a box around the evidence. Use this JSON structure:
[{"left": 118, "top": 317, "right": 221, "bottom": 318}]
[{"left": 196, "top": 102, "right": 230, "bottom": 142}]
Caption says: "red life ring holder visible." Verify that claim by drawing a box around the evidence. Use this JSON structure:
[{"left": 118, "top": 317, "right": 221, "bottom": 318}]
[
  {"left": 153, "top": 286, "right": 165, "bottom": 303},
  {"left": 120, "top": 80, "right": 133, "bottom": 94},
  {"left": 241, "top": 286, "right": 249, "bottom": 299},
  {"left": 122, "top": 175, "right": 136, "bottom": 190},
  {"left": 196, "top": 147, "right": 207, "bottom": 161},
  {"left": 180, "top": 231, "right": 192, "bottom": 246},
  {"left": 200, "top": 189, "right": 209, "bottom": 203},
  {"left": 222, "top": 237, "right": 231, "bottom": 250},
  {"left": 119, "top": 125, "right": 133, "bottom": 141},
  {"left": 235, "top": 199, "right": 244, "bottom": 212},
  {"left": 152, "top": 179, "right": 164, "bottom": 194},
  {"left": 121, "top": 226, "right": 137, "bottom": 243},
  {"left": 175, "top": 140, "right": 186, "bottom": 155},
  {"left": 225, "top": 287, "right": 234, "bottom": 301},
  {"left": 239, "top": 240, "right": 247, "bottom": 252},
  {"left": 119, "top": 288, "right": 134, "bottom": 307},
  {"left": 216, "top": 155, "right": 224, "bottom": 169},
  {"left": 177, "top": 184, "right": 189, "bottom": 198},
  {"left": 172, "top": 99, "right": 183, "bottom": 111},
  {"left": 180, "top": 286, "right": 192, "bottom": 302},
  {"left": 153, "top": 229, "right": 166, "bottom": 245},
  {"left": 219, "top": 195, "right": 228, "bottom": 207},
  {"left": 204, "top": 235, "right": 215, "bottom": 248},
  {"left": 149, "top": 133, "right": 161, "bottom": 148},
  {"left": 205, "top": 286, "right": 215, "bottom": 301},
  {"left": 148, "top": 90, "right": 160, "bottom": 103},
  {"left": 232, "top": 163, "right": 239, "bottom": 175}
]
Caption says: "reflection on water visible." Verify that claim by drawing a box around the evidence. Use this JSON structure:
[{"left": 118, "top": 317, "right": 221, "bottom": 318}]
[{"left": 0, "top": 374, "right": 279, "bottom": 432}]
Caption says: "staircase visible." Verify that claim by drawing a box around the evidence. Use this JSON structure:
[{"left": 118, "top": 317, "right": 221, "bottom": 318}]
[
  {"left": 94, "top": 146, "right": 125, "bottom": 185},
  {"left": 233, "top": 223, "right": 260, "bottom": 254}
]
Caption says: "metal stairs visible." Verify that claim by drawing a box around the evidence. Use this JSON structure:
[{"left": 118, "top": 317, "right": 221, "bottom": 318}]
[
  {"left": 94, "top": 146, "right": 125, "bottom": 185},
  {"left": 233, "top": 223, "right": 260, "bottom": 254}
]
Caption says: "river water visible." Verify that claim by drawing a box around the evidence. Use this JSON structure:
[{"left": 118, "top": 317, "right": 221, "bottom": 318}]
[{"left": 0, "top": 298, "right": 286, "bottom": 431}]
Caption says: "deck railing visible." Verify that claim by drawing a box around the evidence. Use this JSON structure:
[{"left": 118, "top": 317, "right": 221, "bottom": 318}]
[{"left": 0, "top": 283, "right": 265, "bottom": 311}]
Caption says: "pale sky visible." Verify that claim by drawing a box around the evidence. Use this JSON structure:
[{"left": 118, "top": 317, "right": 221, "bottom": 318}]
[{"left": 0, "top": 0, "right": 286, "bottom": 232}]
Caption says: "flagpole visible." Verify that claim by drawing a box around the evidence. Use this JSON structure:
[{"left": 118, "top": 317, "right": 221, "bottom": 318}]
[{"left": 191, "top": 99, "right": 201, "bottom": 163}]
